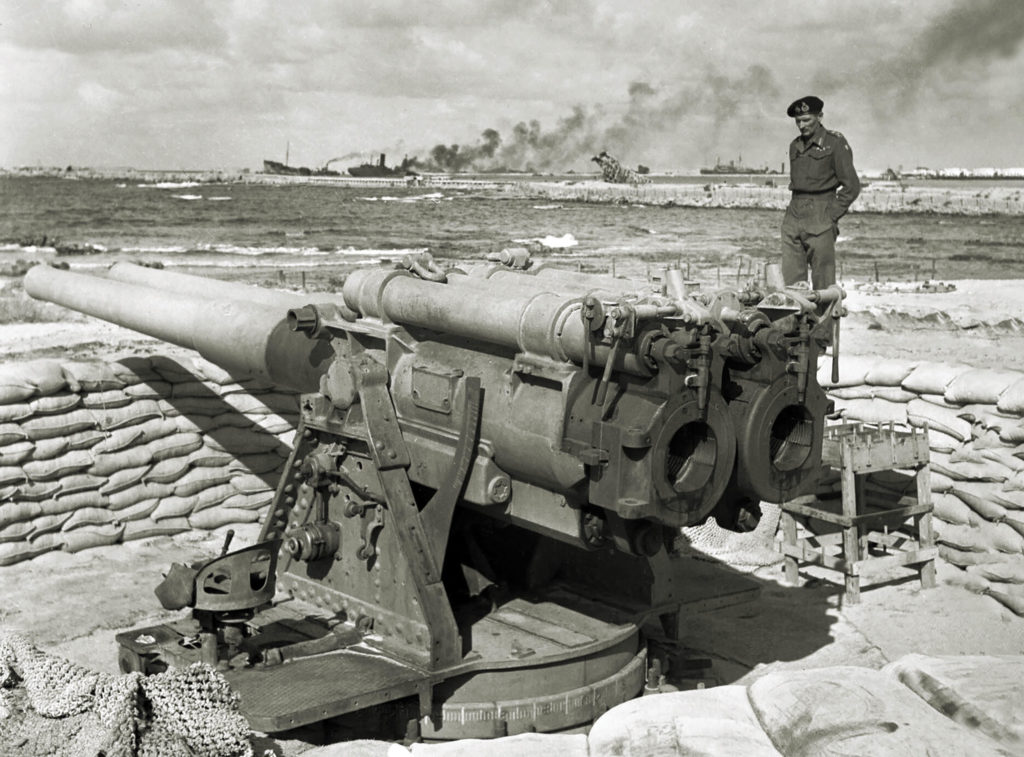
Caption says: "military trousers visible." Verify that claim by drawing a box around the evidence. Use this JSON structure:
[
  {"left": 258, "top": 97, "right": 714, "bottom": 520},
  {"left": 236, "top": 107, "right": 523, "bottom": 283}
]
[{"left": 780, "top": 193, "right": 838, "bottom": 289}]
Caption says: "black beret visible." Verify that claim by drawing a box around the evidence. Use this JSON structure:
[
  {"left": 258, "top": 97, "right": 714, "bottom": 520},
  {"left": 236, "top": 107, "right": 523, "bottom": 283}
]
[{"left": 787, "top": 96, "right": 824, "bottom": 117}]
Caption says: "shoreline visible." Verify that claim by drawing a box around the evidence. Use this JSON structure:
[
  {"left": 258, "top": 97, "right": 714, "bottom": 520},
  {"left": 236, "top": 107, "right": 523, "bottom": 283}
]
[{"left": 3, "top": 172, "right": 1024, "bottom": 217}]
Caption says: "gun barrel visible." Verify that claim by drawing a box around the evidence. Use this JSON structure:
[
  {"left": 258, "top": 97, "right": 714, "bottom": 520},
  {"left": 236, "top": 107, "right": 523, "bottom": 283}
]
[{"left": 24, "top": 266, "right": 331, "bottom": 392}]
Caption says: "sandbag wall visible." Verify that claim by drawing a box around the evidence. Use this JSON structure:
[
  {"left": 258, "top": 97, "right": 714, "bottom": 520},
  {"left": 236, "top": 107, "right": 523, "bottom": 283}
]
[
  {"left": 0, "top": 355, "right": 296, "bottom": 566},
  {"left": 820, "top": 355, "right": 1024, "bottom": 615}
]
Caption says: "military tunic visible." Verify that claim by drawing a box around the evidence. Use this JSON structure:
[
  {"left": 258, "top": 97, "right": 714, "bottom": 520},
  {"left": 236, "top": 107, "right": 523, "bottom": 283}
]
[{"left": 781, "top": 124, "right": 860, "bottom": 288}]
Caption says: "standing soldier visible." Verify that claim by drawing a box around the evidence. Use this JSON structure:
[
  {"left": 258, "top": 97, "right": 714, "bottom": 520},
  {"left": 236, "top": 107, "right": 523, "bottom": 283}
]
[{"left": 781, "top": 96, "right": 860, "bottom": 288}]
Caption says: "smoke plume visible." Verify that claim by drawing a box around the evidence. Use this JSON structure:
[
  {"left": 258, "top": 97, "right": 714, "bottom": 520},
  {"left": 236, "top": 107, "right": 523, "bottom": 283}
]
[{"left": 414, "top": 65, "right": 780, "bottom": 173}]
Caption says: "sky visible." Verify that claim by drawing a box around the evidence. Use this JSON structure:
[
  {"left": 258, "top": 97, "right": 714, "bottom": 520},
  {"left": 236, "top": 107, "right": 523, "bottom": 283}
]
[{"left": 2, "top": 0, "right": 1023, "bottom": 173}]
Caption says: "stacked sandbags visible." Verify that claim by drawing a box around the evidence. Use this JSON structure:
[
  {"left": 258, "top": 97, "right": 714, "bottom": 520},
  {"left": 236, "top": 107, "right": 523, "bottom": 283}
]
[
  {"left": 820, "top": 356, "right": 1024, "bottom": 615},
  {"left": 0, "top": 355, "right": 295, "bottom": 566}
]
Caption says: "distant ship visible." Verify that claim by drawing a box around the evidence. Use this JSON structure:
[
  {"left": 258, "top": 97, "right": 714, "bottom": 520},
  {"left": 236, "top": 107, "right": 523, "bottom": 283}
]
[
  {"left": 700, "top": 156, "right": 777, "bottom": 176},
  {"left": 261, "top": 160, "right": 340, "bottom": 177},
  {"left": 348, "top": 154, "right": 418, "bottom": 178}
]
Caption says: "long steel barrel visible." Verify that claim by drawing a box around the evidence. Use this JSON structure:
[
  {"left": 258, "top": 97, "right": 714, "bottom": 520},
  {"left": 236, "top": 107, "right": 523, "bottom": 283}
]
[
  {"left": 343, "top": 267, "right": 649, "bottom": 374},
  {"left": 24, "top": 266, "right": 332, "bottom": 392},
  {"left": 105, "top": 262, "right": 346, "bottom": 311}
]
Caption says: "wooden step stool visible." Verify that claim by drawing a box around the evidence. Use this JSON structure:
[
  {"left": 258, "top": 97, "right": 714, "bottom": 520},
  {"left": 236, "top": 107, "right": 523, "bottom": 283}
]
[{"left": 778, "top": 422, "right": 938, "bottom": 603}]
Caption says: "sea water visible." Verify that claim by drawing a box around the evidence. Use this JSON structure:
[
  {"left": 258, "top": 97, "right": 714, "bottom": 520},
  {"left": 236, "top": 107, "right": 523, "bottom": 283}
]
[{"left": 3, "top": 177, "right": 1024, "bottom": 282}]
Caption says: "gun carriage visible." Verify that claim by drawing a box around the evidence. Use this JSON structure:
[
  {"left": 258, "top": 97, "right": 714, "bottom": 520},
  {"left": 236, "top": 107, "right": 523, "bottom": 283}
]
[{"left": 25, "top": 256, "right": 841, "bottom": 739}]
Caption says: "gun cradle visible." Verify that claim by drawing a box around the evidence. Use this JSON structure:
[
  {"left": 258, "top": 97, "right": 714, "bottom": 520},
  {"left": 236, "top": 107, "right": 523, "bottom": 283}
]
[{"left": 25, "top": 259, "right": 840, "bottom": 739}]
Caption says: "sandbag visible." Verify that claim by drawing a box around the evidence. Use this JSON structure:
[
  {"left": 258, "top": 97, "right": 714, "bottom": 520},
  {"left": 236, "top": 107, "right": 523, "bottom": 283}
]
[
  {"left": 0, "top": 402, "right": 32, "bottom": 422},
  {"left": 22, "top": 408, "right": 97, "bottom": 441},
  {"left": 92, "top": 425, "right": 146, "bottom": 455},
  {"left": 58, "top": 473, "right": 106, "bottom": 495},
  {"left": 172, "top": 467, "right": 234, "bottom": 498},
  {"left": 999, "top": 423, "right": 1024, "bottom": 444},
  {"left": 837, "top": 397, "right": 908, "bottom": 426},
  {"left": 990, "top": 521, "right": 1024, "bottom": 553},
  {"left": 902, "top": 361, "right": 973, "bottom": 395},
  {"left": 0, "top": 382, "right": 34, "bottom": 405},
  {"left": 0, "top": 359, "right": 67, "bottom": 396},
  {"left": 229, "top": 453, "right": 284, "bottom": 476},
  {"left": 187, "top": 446, "right": 236, "bottom": 469},
  {"left": 23, "top": 450, "right": 94, "bottom": 481},
  {"left": 171, "top": 380, "right": 220, "bottom": 399},
  {"left": 986, "top": 586, "right": 1024, "bottom": 616},
  {"left": 747, "top": 666, "right": 1003, "bottom": 756},
  {"left": 115, "top": 497, "right": 160, "bottom": 522},
  {"left": 929, "top": 451, "right": 1009, "bottom": 483},
  {"left": 588, "top": 687, "right": 778, "bottom": 757},
  {"left": 41, "top": 490, "right": 108, "bottom": 516},
  {"left": 188, "top": 507, "right": 260, "bottom": 530},
  {"left": 0, "top": 500, "right": 42, "bottom": 529},
  {"left": 123, "top": 517, "right": 191, "bottom": 541},
  {"left": 870, "top": 386, "right": 919, "bottom": 403},
  {"left": 0, "top": 519, "right": 35, "bottom": 543},
  {"left": 957, "top": 405, "right": 1016, "bottom": 432},
  {"left": 907, "top": 399, "right": 973, "bottom": 442},
  {"left": 0, "top": 465, "right": 27, "bottom": 487},
  {"left": 927, "top": 428, "right": 962, "bottom": 454},
  {"left": 144, "top": 457, "right": 192, "bottom": 485},
  {"left": 101, "top": 465, "right": 152, "bottom": 496},
  {"left": 930, "top": 470, "right": 956, "bottom": 493},
  {"left": 864, "top": 357, "right": 919, "bottom": 387},
  {"left": 124, "top": 380, "right": 172, "bottom": 400},
  {"left": 829, "top": 386, "right": 876, "bottom": 400},
  {"left": 66, "top": 428, "right": 108, "bottom": 450},
  {"left": 951, "top": 483, "right": 1008, "bottom": 522},
  {"left": 152, "top": 494, "right": 198, "bottom": 521},
  {"left": 159, "top": 396, "right": 225, "bottom": 417},
  {"left": 150, "top": 355, "right": 206, "bottom": 384},
  {"left": 937, "top": 524, "right": 993, "bottom": 553},
  {"left": 0, "top": 539, "right": 57, "bottom": 566},
  {"left": 939, "top": 545, "right": 1008, "bottom": 567},
  {"left": 28, "top": 512, "right": 72, "bottom": 539},
  {"left": 222, "top": 392, "right": 298, "bottom": 417},
  {"left": 111, "top": 356, "right": 163, "bottom": 385},
  {"left": 996, "top": 376, "right": 1024, "bottom": 415},
  {"left": 28, "top": 392, "right": 80, "bottom": 415},
  {"left": 62, "top": 523, "right": 124, "bottom": 553},
  {"left": 80, "top": 388, "right": 133, "bottom": 409},
  {"left": 221, "top": 491, "right": 275, "bottom": 511},
  {"left": 978, "top": 448, "right": 1024, "bottom": 474},
  {"left": 135, "top": 416, "right": 180, "bottom": 444},
  {"left": 931, "top": 491, "right": 978, "bottom": 527},
  {"left": 994, "top": 488, "right": 1024, "bottom": 511},
  {"left": 944, "top": 568, "right": 992, "bottom": 594},
  {"left": 970, "top": 561, "right": 1024, "bottom": 583},
  {"left": 61, "top": 361, "right": 126, "bottom": 392},
  {"left": 61, "top": 507, "right": 117, "bottom": 531},
  {"left": 0, "top": 440, "right": 35, "bottom": 466},
  {"left": 0, "top": 423, "right": 28, "bottom": 446},
  {"left": 945, "top": 368, "right": 1023, "bottom": 406},
  {"left": 193, "top": 483, "right": 243, "bottom": 513},
  {"left": 15, "top": 481, "right": 61, "bottom": 502},
  {"left": 107, "top": 482, "right": 174, "bottom": 510},
  {"left": 230, "top": 473, "right": 274, "bottom": 495},
  {"left": 145, "top": 432, "right": 204, "bottom": 462},
  {"left": 89, "top": 446, "right": 154, "bottom": 476},
  {"left": 31, "top": 436, "right": 70, "bottom": 461},
  {"left": 816, "top": 354, "right": 874, "bottom": 388},
  {"left": 252, "top": 414, "right": 298, "bottom": 435},
  {"left": 90, "top": 399, "right": 163, "bottom": 430},
  {"left": 206, "top": 427, "right": 285, "bottom": 455}
]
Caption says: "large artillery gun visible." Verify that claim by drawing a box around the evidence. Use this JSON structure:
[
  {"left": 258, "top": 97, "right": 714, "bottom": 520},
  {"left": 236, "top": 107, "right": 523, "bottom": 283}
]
[{"left": 25, "top": 257, "right": 842, "bottom": 739}]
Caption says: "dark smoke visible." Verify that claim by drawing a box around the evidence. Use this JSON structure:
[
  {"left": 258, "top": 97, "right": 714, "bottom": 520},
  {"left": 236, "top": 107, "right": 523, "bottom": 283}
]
[
  {"left": 816, "top": 0, "right": 1024, "bottom": 111},
  {"left": 414, "top": 66, "right": 780, "bottom": 173},
  {"left": 918, "top": 0, "right": 1024, "bottom": 65}
]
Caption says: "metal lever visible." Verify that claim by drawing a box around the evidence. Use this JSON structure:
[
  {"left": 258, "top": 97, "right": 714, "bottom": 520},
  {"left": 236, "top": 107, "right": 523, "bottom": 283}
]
[{"left": 220, "top": 529, "right": 235, "bottom": 556}]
